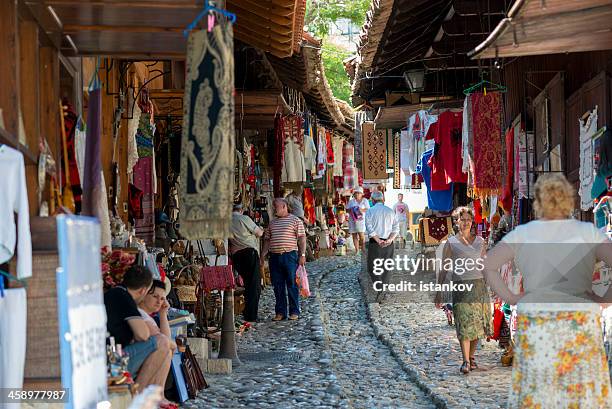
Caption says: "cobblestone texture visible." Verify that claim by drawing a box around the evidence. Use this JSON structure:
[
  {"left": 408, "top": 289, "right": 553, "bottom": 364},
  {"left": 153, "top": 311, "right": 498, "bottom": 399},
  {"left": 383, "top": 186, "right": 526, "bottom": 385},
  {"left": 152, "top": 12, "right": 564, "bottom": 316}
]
[
  {"left": 185, "top": 256, "right": 437, "bottom": 408},
  {"left": 184, "top": 253, "right": 512, "bottom": 408},
  {"left": 360, "top": 249, "right": 512, "bottom": 409}
]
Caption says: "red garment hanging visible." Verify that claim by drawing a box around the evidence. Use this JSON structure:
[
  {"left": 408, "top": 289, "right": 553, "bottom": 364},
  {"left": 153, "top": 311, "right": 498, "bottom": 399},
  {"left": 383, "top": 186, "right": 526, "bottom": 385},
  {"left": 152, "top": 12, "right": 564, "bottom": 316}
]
[
  {"left": 431, "top": 111, "right": 467, "bottom": 184},
  {"left": 303, "top": 188, "right": 316, "bottom": 225},
  {"left": 501, "top": 127, "right": 514, "bottom": 212},
  {"left": 326, "top": 129, "right": 334, "bottom": 164},
  {"left": 473, "top": 199, "right": 483, "bottom": 224}
]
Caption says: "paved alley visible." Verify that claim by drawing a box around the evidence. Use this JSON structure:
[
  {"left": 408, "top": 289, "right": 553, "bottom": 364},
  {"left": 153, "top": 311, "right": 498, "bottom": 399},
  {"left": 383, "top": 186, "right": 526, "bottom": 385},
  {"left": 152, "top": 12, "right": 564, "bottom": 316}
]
[{"left": 185, "top": 254, "right": 512, "bottom": 408}]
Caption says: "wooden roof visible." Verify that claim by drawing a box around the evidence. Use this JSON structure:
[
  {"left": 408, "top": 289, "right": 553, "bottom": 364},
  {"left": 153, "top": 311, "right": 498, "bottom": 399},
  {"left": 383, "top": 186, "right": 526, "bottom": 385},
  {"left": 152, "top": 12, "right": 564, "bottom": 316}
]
[
  {"left": 350, "top": 0, "right": 507, "bottom": 106},
  {"left": 469, "top": 0, "right": 612, "bottom": 59},
  {"left": 25, "top": 0, "right": 306, "bottom": 58},
  {"left": 267, "top": 35, "right": 347, "bottom": 129}
]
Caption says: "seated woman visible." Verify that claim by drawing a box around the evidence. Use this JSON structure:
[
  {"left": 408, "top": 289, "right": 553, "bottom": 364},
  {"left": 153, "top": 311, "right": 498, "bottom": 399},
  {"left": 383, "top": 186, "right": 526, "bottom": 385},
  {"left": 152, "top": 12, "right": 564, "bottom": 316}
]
[{"left": 138, "top": 280, "right": 177, "bottom": 352}]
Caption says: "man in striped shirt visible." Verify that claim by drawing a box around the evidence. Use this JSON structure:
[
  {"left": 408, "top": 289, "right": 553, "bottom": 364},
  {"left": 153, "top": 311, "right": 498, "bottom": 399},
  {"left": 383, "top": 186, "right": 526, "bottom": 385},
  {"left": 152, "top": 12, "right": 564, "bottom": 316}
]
[{"left": 260, "top": 198, "right": 306, "bottom": 321}]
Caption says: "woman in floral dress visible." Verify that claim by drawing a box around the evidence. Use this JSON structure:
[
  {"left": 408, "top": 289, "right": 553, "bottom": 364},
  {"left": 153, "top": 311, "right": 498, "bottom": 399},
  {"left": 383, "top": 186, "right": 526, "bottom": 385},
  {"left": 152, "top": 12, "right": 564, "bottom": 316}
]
[{"left": 483, "top": 174, "right": 612, "bottom": 408}]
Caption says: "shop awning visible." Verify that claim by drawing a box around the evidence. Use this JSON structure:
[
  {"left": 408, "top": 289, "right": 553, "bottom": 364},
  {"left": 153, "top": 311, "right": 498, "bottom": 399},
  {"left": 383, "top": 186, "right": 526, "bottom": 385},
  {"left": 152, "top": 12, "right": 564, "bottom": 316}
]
[
  {"left": 468, "top": 0, "right": 612, "bottom": 59},
  {"left": 374, "top": 104, "right": 429, "bottom": 129},
  {"left": 25, "top": 0, "right": 306, "bottom": 58},
  {"left": 148, "top": 89, "right": 290, "bottom": 129}
]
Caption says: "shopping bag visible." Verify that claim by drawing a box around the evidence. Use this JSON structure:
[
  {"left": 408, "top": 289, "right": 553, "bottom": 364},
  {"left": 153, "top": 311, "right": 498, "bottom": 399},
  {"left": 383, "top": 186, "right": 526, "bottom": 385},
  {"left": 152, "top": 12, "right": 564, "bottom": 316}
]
[{"left": 295, "top": 265, "right": 311, "bottom": 298}]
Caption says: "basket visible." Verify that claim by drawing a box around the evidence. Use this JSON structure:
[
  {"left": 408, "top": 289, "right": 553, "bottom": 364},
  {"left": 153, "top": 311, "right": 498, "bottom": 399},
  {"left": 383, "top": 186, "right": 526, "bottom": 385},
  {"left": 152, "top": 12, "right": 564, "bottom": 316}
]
[{"left": 173, "top": 264, "right": 198, "bottom": 303}]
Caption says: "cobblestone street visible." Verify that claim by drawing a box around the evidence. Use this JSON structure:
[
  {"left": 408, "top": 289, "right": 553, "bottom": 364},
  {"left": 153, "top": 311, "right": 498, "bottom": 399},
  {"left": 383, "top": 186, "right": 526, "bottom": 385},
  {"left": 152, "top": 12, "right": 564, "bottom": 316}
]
[{"left": 186, "top": 254, "right": 512, "bottom": 408}]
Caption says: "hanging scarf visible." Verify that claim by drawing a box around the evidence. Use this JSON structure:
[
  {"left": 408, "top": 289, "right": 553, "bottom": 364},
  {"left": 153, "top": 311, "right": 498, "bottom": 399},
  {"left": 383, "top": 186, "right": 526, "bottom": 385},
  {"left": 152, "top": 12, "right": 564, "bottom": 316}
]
[
  {"left": 180, "top": 25, "right": 235, "bottom": 239},
  {"left": 579, "top": 107, "right": 598, "bottom": 210},
  {"left": 393, "top": 132, "right": 401, "bottom": 189},
  {"left": 501, "top": 127, "right": 514, "bottom": 212},
  {"left": 471, "top": 92, "right": 502, "bottom": 196},
  {"left": 316, "top": 127, "right": 327, "bottom": 179},
  {"left": 82, "top": 87, "right": 111, "bottom": 247},
  {"left": 61, "top": 100, "right": 83, "bottom": 213},
  {"left": 303, "top": 188, "right": 316, "bottom": 225},
  {"left": 326, "top": 129, "right": 334, "bottom": 165},
  {"left": 332, "top": 136, "right": 344, "bottom": 177},
  {"left": 342, "top": 143, "right": 357, "bottom": 190}
]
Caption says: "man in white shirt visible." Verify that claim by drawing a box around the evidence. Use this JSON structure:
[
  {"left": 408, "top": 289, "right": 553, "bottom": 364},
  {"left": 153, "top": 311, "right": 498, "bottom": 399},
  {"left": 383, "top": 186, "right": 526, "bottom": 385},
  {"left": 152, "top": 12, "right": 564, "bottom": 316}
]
[
  {"left": 230, "top": 204, "right": 264, "bottom": 323},
  {"left": 392, "top": 193, "right": 409, "bottom": 249},
  {"left": 365, "top": 191, "right": 399, "bottom": 301}
]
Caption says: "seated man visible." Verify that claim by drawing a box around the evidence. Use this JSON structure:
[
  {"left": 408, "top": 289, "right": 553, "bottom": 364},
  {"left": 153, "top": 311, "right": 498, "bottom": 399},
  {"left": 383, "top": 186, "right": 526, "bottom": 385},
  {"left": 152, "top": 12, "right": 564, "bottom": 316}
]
[
  {"left": 138, "top": 279, "right": 177, "bottom": 351},
  {"left": 104, "top": 266, "right": 173, "bottom": 393}
]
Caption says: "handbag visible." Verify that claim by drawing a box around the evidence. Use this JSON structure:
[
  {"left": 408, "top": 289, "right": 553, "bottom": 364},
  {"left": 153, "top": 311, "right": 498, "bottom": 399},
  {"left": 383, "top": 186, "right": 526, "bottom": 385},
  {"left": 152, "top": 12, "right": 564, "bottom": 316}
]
[{"left": 295, "top": 265, "right": 311, "bottom": 298}]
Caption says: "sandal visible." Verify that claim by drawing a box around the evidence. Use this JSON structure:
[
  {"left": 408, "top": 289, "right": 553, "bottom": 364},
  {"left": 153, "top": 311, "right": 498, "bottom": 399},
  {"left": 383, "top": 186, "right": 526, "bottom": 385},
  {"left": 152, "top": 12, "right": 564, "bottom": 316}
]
[
  {"left": 460, "top": 361, "right": 470, "bottom": 374},
  {"left": 469, "top": 357, "right": 478, "bottom": 370}
]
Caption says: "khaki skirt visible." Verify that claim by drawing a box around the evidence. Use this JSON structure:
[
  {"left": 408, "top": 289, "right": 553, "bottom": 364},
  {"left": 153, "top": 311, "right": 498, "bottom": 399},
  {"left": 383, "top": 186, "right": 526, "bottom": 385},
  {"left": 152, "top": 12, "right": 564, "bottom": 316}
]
[{"left": 452, "top": 278, "right": 492, "bottom": 341}]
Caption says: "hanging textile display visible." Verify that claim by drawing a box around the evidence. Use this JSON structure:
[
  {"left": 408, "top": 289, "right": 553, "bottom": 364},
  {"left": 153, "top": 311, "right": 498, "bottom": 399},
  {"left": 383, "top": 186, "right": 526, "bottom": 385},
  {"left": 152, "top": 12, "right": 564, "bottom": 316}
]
[
  {"left": 82, "top": 86, "right": 111, "bottom": 247},
  {"left": 304, "top": 126, "right": 318, "bottom": 174},
  {"left": 461, "top": 95, "right": 473, "bottom": 174},
  {"left": 127, "top": 103, "right": 142, "bottom": 181},
  {"left": 133, "top": 111, "right": 155, "bottom": 244},
  {"left": 332, "top": 136, "right": 344, "bottom": 177},
  {"left": 386, "top": 129, "right": 394, "bottom": 168},
  {"left": 61, "top": 101, "right": 83, "bottom": 213},
  {"left": 514, "top": 117, "right": 533, "bottom": 199},
  {"left": 316, "top": 127, "right": 327, "bottom": 179},
  {"left": 419, "top": 216, "right": 452, "bottom": 245},
  {"left": 579, "top": 106, "right": 598, "bottom": 210},
  {"left": 303, "top": 187, "right": 316, "bottom": 225},
  {"left": 362, "top": 121, "right": 387, "bottom": 179},
  {"left": 416, "top": 149, "right": 453, "bottom": 211},
  {"left": 355, "top": 111, "right": 371, "bottom": 169},
  {"left": 393, "top": 132, "right": 401, "bottom": 189},
  {"left": 399, "top": 129, "right": 412, "bottom": 175},
  {"left": 471, "top": 92, "right": 503, "bottom": 196},
  {"left": 180, "top": 24, "right": 235, "bottom": 239},
  {"left": 273, "top": 116, "right": 285, "bottom": 197},
  {"left": 282, "top": 115, "right": 306, "bottom": 183},
  {"left": 326, "top": 129, "right": 334, "bottom": 165},
  {"left": 501, "top": 127, "right": 514, "bottom": 212},
  {"left": 342, "top": 142, "right": 357, "bottom": 190}
]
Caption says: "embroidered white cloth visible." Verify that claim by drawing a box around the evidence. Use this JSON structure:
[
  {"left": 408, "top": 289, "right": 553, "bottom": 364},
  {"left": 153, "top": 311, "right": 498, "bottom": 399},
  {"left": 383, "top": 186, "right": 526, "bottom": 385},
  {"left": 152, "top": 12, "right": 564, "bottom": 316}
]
[
  {"left": 0, "top": 146, "right": 32, "bottom": 278},
  {"left": 333, "top": 136, "right": 344, "bottom": 177},
  {"left": 579, "top": 106, "right": 598, "bottom": 210},
  {"left": 316, "top": 127, "right": 327, "bottom": 179},
  {"left": 127, "top": 103, "right": 141, "bottom": 182}
]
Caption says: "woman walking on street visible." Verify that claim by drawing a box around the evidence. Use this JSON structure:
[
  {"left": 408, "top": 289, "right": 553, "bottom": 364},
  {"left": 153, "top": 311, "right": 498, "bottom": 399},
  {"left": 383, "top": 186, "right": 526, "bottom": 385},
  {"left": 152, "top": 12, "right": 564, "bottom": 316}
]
[
  {"left": 347, "top": 187, "right": 370, "bottom": 254},
  {"left": 483, "top": 174, "right": 612, "bottom": 408},
  {"left": 435, "top": 206, "right": 492, "bottom": 374}
]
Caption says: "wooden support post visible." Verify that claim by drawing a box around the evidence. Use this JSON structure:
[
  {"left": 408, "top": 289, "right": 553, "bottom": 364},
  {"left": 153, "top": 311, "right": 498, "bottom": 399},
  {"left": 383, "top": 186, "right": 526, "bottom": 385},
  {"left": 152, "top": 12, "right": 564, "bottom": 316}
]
[
  {"left": 0, "top": 0, "right": 20, "bottom": 135},
  {"left": 19, "top": 18, "right": 41, "bottom": 217}
]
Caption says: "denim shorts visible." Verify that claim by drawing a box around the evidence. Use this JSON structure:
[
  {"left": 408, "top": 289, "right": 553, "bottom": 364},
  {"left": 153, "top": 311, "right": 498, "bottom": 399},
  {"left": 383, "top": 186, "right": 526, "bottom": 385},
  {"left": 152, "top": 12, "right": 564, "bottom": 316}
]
[{"left": 124, "top": 336, "right": 158, "bottom": 374}]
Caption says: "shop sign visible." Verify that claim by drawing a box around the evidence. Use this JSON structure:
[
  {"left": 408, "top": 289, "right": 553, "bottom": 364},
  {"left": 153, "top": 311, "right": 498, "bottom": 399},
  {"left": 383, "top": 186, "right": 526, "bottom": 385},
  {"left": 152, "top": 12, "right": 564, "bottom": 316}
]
[{"left": 57, "top": 215, "right": 108, "bottom": 409}]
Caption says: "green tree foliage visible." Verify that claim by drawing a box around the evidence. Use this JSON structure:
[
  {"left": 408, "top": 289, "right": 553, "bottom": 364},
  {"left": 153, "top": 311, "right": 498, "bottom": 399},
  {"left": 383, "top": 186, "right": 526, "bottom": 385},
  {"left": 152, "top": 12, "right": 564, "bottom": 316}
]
[
  {"left": 305, "top": 0, "right": 371, "bottom": 103},
  {"left": 320, "top": 44, "right": 352, "bottom": 103},
  {"left": 305, "top": 0, "right": 371, "bottom": 39}
]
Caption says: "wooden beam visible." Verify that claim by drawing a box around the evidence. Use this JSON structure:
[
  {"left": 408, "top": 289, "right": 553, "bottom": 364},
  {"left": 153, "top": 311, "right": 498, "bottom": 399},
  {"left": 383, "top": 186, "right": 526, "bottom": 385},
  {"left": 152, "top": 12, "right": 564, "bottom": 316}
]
[
  {"left": 39, "top": 47, "right": 60, "bottom": 165},
  {"left": 478, "top": 32, "right": 612, "bottom": 58},
  {"left": 63, "top": 24, "right": 184, "bottom": 33},
  {"left": 227, "top": 3, "right": 294, "bottom": 28},
  {"left": 227, "top": 0, "right": 295, "bottom": 17},
  {"left": 42, "top": 1, "right": 199, "bottom": 9}
]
